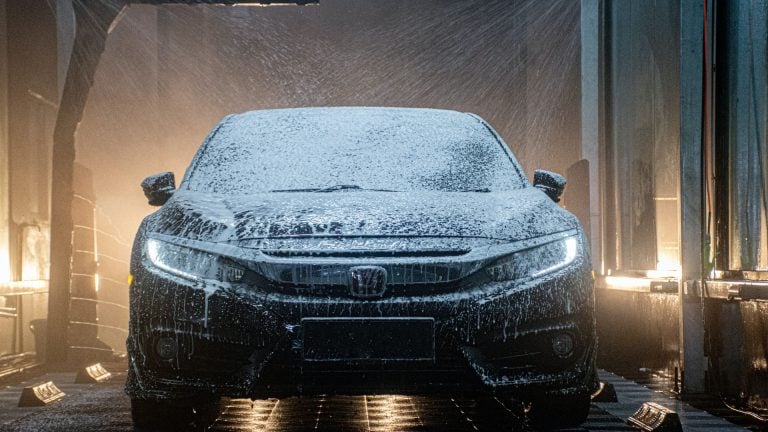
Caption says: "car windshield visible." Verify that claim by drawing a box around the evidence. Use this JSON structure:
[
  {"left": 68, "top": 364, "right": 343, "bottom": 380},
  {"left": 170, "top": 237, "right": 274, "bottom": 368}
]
[{"left": 183, "top": 108, "right": 526, "bottom": 194}]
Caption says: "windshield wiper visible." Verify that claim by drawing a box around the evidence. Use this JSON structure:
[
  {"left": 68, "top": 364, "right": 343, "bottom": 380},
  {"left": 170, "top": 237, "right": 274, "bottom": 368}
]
[
  {"left": 457, "top": 188, "right": 492, "bottom": 192},
  {"left": 270, "top": 184, "right": 400, "bottom": 193},
  {"left": 316, "top": 184, "right": 363, "bottom": 192}
]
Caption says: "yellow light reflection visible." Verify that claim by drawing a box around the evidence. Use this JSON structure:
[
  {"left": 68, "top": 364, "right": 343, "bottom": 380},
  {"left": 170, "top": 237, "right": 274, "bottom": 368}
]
[
  {"left": 647, "top": 258, "right": 681, "bottom": 279},
  {"left": 604, "top": 276, "right": 649, "bottom": 290},
  {"left": 0, "top": 248, "right": 10, "bottom": 283},
  {"left": 366, "top": 395, "right": 423, "bottom": 431},
  {"left": 21, "top": 260, "right": 42, "bottom": 281}
]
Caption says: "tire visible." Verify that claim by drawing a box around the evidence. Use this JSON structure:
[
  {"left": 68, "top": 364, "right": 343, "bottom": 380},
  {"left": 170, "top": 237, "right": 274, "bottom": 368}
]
[
  {"left": 131, "top": 397, "right": 222, "bottom": 431},
  {"left": 526, "top": 393, "right": 591, "bottom": 429}
]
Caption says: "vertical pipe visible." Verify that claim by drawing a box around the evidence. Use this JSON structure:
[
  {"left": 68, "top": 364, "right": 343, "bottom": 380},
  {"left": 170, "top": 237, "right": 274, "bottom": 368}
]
[
  {"left": 17, "top": 296, "right": 22, "bottom": 352},
  {"left": 11, "top": 297, "right": 17, "bottom": 353},
  {"left": 713, "top": 0, "right": 730, "bottom": 271},
  {"left": 93, "top": 206, "right": 98, "bottom": 294},
  {"left": 679, "top": 0, "right": 706, "bottom": 393},
  {"left": 0, "top": 0, "right": 9, "bottom": 283},
  {"left": 733, "top": 1, "right": 761, "bottom": 270},
  {"left": 602, "top": 0, "right": 617, "bottom": 273},
  {"left": 611, "top": 2, "right": 630, "bottom": 271},
  {"left": 57, "top": 0, "right": 75, "bottom": 103},
  {"left": 749, "top": 2, "right": 768, "bottom": 270},
  {"left": 721, "top": 1, "right": 768, "bottom": 271},
  {"left": 581, "top": 0, "right": 603, "bottom": 271},
  {"left": 47, "top": 1, "right": 124, "bottom": 364}
]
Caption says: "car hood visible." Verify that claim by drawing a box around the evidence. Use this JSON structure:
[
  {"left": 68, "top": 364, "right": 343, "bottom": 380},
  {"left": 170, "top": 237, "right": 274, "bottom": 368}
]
[{"left": 145, "top": 188, "right": 580, "bottom": 245}]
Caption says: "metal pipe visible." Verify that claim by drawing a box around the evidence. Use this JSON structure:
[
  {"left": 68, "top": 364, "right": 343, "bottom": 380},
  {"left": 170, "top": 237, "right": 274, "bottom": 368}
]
[{"left": 678, "top": 0, "right": 707, "bottom": 393}]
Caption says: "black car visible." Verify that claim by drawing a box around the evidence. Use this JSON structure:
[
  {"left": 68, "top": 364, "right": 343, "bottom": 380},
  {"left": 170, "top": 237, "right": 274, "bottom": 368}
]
[{"left": 126, "top": 107, "right": 596, "bottom": 429}]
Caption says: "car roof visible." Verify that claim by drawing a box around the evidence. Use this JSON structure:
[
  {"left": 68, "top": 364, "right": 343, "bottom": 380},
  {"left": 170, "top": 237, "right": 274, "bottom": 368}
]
[{"left": 181, "top": 106, "right": 528, "bottom": 193}]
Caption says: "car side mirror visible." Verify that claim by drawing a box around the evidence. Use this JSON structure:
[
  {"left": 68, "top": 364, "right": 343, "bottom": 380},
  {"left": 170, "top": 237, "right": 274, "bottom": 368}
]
[
  {"left": 141, "top": 172, "right": 176, "bottom": 206},
  {"left": 533, "top": 169, "right": 566, "bottom": 203}
]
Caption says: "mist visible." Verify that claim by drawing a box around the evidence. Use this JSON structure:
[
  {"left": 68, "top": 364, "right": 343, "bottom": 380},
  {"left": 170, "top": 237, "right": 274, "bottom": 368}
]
[{"left": 75, "top": 0, "right": 581, "bottom": 246}]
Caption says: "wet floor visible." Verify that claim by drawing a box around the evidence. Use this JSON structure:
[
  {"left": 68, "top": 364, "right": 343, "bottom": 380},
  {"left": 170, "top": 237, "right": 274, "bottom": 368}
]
[
  {"left": 209, "top": 395, "right": 631, "bottom": 431},
  {"left": 0, "top": 366, "right": 745, "bottom": 431}
]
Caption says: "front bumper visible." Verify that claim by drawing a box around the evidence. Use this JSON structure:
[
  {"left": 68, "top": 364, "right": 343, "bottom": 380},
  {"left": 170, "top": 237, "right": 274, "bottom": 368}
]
[{"left": 126, "top": 260, "right": 596, "bottom": 400}]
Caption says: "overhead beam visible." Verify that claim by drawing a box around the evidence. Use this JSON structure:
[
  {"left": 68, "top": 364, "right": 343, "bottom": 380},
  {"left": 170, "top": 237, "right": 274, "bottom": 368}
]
[{"left": 129, "top": 0, "right": 316, "bottom": 4}]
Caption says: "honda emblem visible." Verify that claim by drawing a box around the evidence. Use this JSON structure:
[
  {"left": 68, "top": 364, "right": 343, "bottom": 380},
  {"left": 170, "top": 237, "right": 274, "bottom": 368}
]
[{"left": 348, "top": 266, "right": 388, "bottom": 298}]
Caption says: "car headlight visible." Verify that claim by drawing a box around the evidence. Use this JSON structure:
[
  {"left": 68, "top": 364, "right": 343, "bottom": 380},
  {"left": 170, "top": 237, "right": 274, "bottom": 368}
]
[
  {"left": 145, "top": 238, "right": 245, "bottom": 283},
  {"left": 485, "top": 236, "right": 579, "bottom": 281}
]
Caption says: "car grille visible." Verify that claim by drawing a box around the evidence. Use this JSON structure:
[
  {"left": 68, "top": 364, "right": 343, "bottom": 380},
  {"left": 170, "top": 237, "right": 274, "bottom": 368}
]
[
  {"left": 241, "top": 256, "right": 487, "bottom": 290},
  {"left": 241, "top": 265, "right": 486, "bottom": 298},
  {"left": 233, "top": 238, "right": 500, "bottom": 298}
]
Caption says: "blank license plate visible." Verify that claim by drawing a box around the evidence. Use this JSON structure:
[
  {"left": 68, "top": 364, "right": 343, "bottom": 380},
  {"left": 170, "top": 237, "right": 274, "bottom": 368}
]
[{"left": 302, "top": 317, "right": 435, "bottom": 362}]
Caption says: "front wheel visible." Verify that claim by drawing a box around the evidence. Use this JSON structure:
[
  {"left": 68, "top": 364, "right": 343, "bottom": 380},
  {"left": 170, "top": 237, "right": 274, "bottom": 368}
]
[
  {"left": 526, "top": 393, "right": 591, "bottom": 429},
  {"left": 131, "top": 397, "right": 222, "bottom": 431}
]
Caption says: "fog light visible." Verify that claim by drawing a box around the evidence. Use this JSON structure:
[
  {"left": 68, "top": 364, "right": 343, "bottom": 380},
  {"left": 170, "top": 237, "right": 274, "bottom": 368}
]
[
  {"left": 156, "top": 337, "right": 178, "bottom": 360},
  {"left": 552, "top": 333, "right": 574, "bottom": 358}
]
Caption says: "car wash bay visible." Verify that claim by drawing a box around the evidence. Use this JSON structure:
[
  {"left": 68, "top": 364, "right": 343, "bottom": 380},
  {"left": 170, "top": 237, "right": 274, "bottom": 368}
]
[{"left": 2, "top": 0, "right": 768, "bottom": 430}]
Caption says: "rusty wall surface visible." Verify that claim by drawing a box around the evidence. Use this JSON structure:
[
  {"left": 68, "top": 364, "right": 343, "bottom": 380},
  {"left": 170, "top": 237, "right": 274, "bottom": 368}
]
[
  {"left": 714, "top": 300, "right": 768, "bottom": 414},
  {"left": 597, "top": 287, "right": 768, "bottom": 416},
  {"left": 596, "top": 289, "right": 680, "bottom": 378}
]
